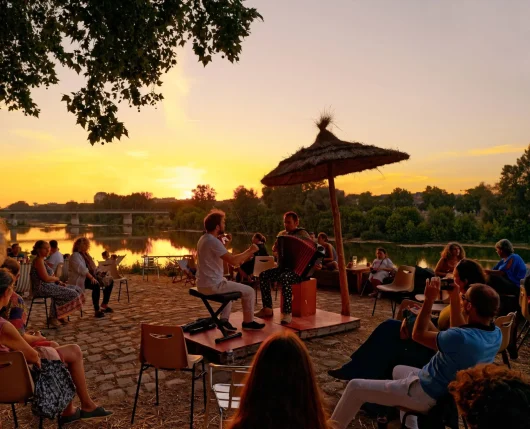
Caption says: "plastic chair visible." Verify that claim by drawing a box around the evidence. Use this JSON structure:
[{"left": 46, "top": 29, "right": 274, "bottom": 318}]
[
  {"left": 54, "top": 263, "right": 64, "bottom": 279},
  {"left": 203, "top": 364, "right": 250, "bottom": 429},
  {"left": 495, "top": 312, "right": 516, "bottom": 368},
  {"left": 142, "top": 256, "right": 159, "bottom": 281},
  {"left": 98, "top": 260, "right": 129, "bottom": 303},
  {"left": 372, "top": 266, "right": 416, "bottom": 318},
  {"left": 131, "top": 324, "right": 206, "bottom": 429},
  {"left": 0, "top": 351, "right": 60, "bottom": 428},
  {"left": 177, "top": 258, "right": 196, "bottom": 286},
  {"left": 517, "top": 286, "right": 530, "bottom": 351}
]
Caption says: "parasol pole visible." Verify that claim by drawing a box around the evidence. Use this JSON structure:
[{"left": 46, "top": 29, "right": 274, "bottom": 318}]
[{"left": 327, "top": 164, "right": 351, "bottom": 316}]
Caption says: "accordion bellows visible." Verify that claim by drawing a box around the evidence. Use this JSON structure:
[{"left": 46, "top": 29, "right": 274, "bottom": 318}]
[{"left": 277, "top": 235, "right": 320, "bottom": 278}]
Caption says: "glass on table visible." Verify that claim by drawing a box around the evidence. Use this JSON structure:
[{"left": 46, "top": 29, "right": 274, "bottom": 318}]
[{"left": 351, "top": 256, "right": 357, "bottom": 267}]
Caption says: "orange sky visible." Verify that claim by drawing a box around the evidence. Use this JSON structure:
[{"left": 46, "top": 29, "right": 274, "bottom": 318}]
[{"left": 1, "top": 0, "right": 530, "bottom": 206}]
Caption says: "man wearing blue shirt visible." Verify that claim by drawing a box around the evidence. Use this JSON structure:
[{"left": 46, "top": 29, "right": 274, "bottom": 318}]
[
  {"left": 486, "top": 238, "right": 527, "bottom": 296},
  {"left": 330, "top": 280, "right": 502, "bottom": 429}
]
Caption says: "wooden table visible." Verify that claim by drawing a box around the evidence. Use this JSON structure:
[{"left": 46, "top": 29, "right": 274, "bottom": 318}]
[{"left": 346, "top": 265, "right": 371, "bottom": 293}]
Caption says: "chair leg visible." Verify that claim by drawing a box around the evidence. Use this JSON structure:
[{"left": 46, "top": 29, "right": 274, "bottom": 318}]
[
  {"left": 391, "top": 299, "right": 397, "bottom": 319},
  {"left": 155, "top": 368, "right": 159, "bottom": 406},
  {"left": 11, "top": 403, "right": 18, "bottom": 428},
  {"left": 131, "top": 364, "right": 145, "bottom": 424},
  {"left": 190, "top": 364, "right": 196, "bottom": 429},
  {"left": 39, "top": 417, "right": 43, "bottom": 429},
  {"left": 44, "top": 298, "right": 49, "bottom": 329},
  {"left": 371, "top": 294, "right": 379, "bottom": 316},
  {"left": 126, "top": 280, "right": 130, "bottom": 303},
  {"left": 27, "top": 299, "right": 34, "bottom": 326},
  {"left": 502, "top": 350, "right": 511, "bottom": 368},
  {"left": 118, "top": 282, "right": 122, "bottom": 302},
  {"left": 201, "top": 359, "right": 207, "bottom": 410}
]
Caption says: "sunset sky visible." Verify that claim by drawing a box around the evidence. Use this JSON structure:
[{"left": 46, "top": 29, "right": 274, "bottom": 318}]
[{"left": 1, "top": 0, "right": 529, "bottom": 207}]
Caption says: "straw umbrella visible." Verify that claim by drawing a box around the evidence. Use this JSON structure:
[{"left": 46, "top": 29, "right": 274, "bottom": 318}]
[{"left": 261, "top": 115, "right": 409, "bottom": 316}]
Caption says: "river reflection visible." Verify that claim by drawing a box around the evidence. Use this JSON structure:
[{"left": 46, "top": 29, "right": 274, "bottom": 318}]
[{"left": 7, "top": 225, "right": 529, "bottom": 270}]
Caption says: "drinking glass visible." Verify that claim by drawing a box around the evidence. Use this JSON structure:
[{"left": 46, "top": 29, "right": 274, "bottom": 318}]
[{"left": 351, "top": 256, "right": 357, "bottom": 267}]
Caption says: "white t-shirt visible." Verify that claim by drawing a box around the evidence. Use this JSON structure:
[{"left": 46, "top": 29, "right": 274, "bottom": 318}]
[
  {"left": 196, "top": 234, "right": 228, "bottom": 289},
  {"left": 46, "top": 251, "right": 64, "bottom": 271}
]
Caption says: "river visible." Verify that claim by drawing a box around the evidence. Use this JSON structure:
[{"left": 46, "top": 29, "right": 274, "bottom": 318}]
[{"left": 7, "top": 224, "right": 530, "bottom": 270}]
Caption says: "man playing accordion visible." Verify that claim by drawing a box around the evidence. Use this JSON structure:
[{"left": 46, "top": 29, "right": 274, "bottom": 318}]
[{"left": 255, "top": 211, "right": 315, "bottom": 324}]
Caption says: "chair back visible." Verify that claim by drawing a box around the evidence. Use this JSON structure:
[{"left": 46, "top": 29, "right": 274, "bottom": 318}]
[
  {"left": 54, "top": 262, "right": 64, "bottom": 279},
  {"left": 520, "top": 287, "right": 530, "bottom": 322},
  {"left": 60, "top": 259, "right": 69, "bottom": 282},
  {"left": 143, "top": 257, "right": 157, "bottom": 268},
  {"left": 100, "top": 260, "right": 123, "bottom": 280},
  {"left": 140, "top": 323, "right": 189, "bottom": 370},
  {"left": 15, "top": 263, "right": 31, "bottom": 296},
  {"left": 495, "top": 312, "right": 516, "bottom": 353},
  {"left": 0, "top": 351, "right": 34, "bottom": 403},
  {"left": 390, "top": 265, "right": 416, "bottom": 292},
  {"left": 208, "top": 364, "right": 250, "bottom": 410},
  {"left": 115, "top": 255, "right": 125, "bottom": 266},
  {"left": 252, "top": 256, "right": 276, "bottom": 277}
]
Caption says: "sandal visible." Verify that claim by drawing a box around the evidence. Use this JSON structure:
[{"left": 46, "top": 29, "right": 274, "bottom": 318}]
[
  {"left": 59, "top": 408, "right": 81, "bottom": 425},
  {"left": 80, "top": 406, "right": 113, "bottom": 421}
]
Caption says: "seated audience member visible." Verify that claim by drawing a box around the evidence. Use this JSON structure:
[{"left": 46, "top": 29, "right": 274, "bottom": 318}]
[
  {"left": 309, "top": 231, "right": 317, "bottom": 243},
  {"left": 329, "top": 281, "right": 502, "bottom": 429},
  {"left": 434, "top": 242, "right": 465, "bottom": 277},
  {"left": 328, "top": 259, "right": 487, "bottom": 384},
  {"left": 102, "top": 250, "right": 110, "bottom": 261},
  {"left": 485, "top": 238, "right": 527, "bottom": 296},
  {"left": 0, "top": 268, "right": 112, "bottom": 425},
  {"left": 255, "top": 211, "right": 312, "bottom": 324},
  {"left": 228, "top": 331, "right": 331, "bottom": 429},
  {"left": 367, "top": 247, "right": 395, "bottom": 297},
  {"left": 317, "top": 233, "right": 338, "bottom": 271},
  {"left": 31, "top": 240, "right": 85, "bottom": 327},
  {"left": 449, "top": 364, "right": 530, "bottom": 429},
  {"left": 196, "top": 210, "right": 265, "bottom": 331},
  {"left": 46, "top": 239, "right": 64, "bottom": 272},
  {"left": 69, "top": 237, "right": 114, "bottom": 318},
  {"left": 236, "top": 233, "right": 269, "bottom": 283},
  {"left": 0, "top": 258, "right": 58, "bottom": 348},
  {"left": 9, "top": 243, "right": 24, "bottom": 260}
]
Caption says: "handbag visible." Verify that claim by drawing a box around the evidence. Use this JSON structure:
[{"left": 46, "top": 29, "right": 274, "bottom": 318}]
[{"left": 31, "top": 359, "right": 76, "bottom": 419}]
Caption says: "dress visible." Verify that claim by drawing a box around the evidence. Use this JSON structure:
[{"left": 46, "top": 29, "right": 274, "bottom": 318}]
[
  {"left": 0, "top": 292, "right": 27, "bottom": 335},
  {"left": 30, "top": 262, "right": 85, "bottom": 319}
]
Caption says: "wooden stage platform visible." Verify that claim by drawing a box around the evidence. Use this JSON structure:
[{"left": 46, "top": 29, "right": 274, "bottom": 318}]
[{"left": 184, "top": 309, "right": 361, "bottom": 363}]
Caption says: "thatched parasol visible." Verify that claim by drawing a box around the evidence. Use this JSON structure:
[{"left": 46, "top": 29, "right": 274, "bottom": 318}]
[{"left": 261, "top": 115, "right": 410, "bottom": 316}]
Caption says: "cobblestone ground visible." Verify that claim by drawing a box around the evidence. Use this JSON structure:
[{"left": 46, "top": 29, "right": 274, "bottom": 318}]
[{"left": 1, "top": 275, "right": 529, "bottom": 428}]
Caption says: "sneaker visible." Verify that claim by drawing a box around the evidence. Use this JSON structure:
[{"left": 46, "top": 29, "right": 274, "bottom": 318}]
[
  {"left": 219, "top": 319, "right": 237, "bottom": 332},
  {"left": 280, "top": 313, "right": 292, "bottom": 325},
  {"left": 242, "top": 321, "right": 266, "bottom": 330},
  {"left": 95, "top": 310, "right": 105, "bottom": 318},
  {"left": 254, "top": 307, "right": 274, "bottom": 318}
]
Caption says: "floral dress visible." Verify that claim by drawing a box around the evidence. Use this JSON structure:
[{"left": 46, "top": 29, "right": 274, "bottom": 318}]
[{"left": 30, "top": 262, "right": 85, "bottom": 319}]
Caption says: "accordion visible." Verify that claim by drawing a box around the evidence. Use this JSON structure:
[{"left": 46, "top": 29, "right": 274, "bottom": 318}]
[{"left": 277, "top": 235, "right": 323, "bottom": 278}]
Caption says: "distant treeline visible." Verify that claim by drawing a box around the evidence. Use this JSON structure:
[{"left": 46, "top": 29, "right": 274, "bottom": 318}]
[{"left": 4, "top": 146, "right": 530, "bottom": 244}]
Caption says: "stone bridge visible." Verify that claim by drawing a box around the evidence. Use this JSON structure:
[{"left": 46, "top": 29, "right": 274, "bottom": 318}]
[{"left": 0, "top": 210, "right": 169, "bottom": 226}]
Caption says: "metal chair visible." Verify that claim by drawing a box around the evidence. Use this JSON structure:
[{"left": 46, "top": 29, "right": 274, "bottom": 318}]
[
  {"left": 27, "top": 296, "right": 55, "bottom": 329},
  {"left": 142, "top": 256, "right": 159, "bottom": 281},
  {"left": 372, "top": 266, "right": 416, "bottom": 318},
  {"left": 131, "top": 324, "right": 206, "bottom": 429},
  {"left": 203, "top": 364, "right": 250, "bottom": 429},
  {"left": 495, "top": 312, "right": 517, "bottom": 368}
]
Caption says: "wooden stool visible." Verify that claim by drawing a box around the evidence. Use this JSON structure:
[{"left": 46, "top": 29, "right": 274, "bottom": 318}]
[{"left": 280, "top": 278, "right": 317, "bottom": 317}]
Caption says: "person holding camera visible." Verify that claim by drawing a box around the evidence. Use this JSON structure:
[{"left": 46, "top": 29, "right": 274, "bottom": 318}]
[{"left": 367, "top": 248, "right": 395, "bottom": 297}]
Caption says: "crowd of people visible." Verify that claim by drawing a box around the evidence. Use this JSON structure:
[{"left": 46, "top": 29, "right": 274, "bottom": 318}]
[{"left": 1, "top": 209, "right": 530, "bottom": 428}]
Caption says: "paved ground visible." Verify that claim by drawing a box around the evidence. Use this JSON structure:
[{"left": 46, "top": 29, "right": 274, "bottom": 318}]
[{"left": 1, "top": 275, "right": 529, "bottom": 428}]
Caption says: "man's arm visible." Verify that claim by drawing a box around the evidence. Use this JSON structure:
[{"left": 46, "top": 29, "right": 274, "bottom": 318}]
[
  {"left": 448, "top": 284, "right": 467, "bottom": 328},
  {"left": 221, "top": 244, "right": 258, "bottom": 267},
  {"left": 412, "top": 277, "right": 441, "bottom": 351}
]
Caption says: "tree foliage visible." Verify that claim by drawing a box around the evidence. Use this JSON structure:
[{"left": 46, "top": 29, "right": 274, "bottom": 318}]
[
  {"left": 384, "top": 188, "right": 414, "bottom": 209},
  {"left": 192, "top": 184, "right": 216, "bottom": 203},
  {"left": 421, "top": 186, "right": 455, "bottom": 210},
  {"left": 0, "top": 0, "right": 261, "bottom": 145}
]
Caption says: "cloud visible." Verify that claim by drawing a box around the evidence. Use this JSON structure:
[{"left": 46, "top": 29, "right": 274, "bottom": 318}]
[
  {"left": 126, "top": 151, "right": 149, "bottom": 158},
  {"left": 10, "top": 129, "right": 57, "bottom": 143},
  {"left": 433, "top": 144, "right": 526, "bottom": 160}
]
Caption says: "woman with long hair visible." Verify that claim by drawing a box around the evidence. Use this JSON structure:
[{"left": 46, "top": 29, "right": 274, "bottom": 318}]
[
  {"left": 68, "top": 237, "right": 114, "bottom": 318},
  {"left": 30, "top": 240, "right": 85, "bottom": 327},
  {"left": 367, "top": 247, "right": 395, "bottom": 297},
  {"left": 434, "top": 242, "right": 465, "bottom": 277},
  {"left": 229, "top": 331, "right": 330, "bottom": 429}
]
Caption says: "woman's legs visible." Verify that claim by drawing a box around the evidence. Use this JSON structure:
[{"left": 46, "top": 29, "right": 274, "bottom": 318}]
[
  {"left": 56, "top": 344, "right": 97, "bottom": 415},
  {"left": 368, "top": 279, "right": 382, "bottom": 297},
  {"left": 84, "top": 278, "right": 102, "bottom": 313}
]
